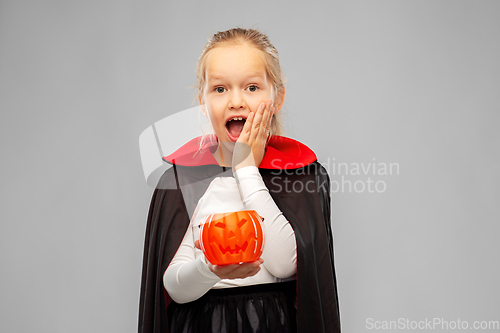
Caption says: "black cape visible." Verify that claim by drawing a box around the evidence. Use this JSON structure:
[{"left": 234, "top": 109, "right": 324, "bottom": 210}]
[{"left": 138, "top": 136, "right": 341, "bottom": 332}]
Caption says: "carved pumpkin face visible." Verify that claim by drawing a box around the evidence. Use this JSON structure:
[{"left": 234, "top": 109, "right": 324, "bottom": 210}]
[{"left": 200, "top": 210, "right": 264, "bottom": 265}]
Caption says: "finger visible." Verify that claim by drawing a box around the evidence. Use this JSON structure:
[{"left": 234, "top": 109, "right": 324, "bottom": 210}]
[
  {"left": 266, "top": 107, "right": 274, "bottom": 138},
  {"left": 237, "top": 111, "right": 254, "bottom": 143},
  {"left": 255, "top": 103, "right": 272, "bottom": 146},
  {"left": 246, "top": 265, "right": 261, "bottom": 278},
  {"left": 194, "top": 240, "right": 201, "bottom": 250},
  {"left": 250, "top": 101, "right": 270, "bottom": 143},
  {"left": 263, "top": 101, "right": 273, "bottom": 134},
  {"left": 212, "top": 261, "right": 262, "bottom": 279},
  {"left": 262, "top": 100, "right": 273, "bottom": 129},
  {"left": 211, "top": 264, "right": 239, "bottom": 276},
  {"left": 248, "top": 260, "right": 263, "bottom": 276},
  {"left": 261, "top": 104, "right": 273, "bottom": 140},
  {"left": 250, "top": 101, "right": 268, "bottom": 138},
  {"left": 232, "top": 262, "right": 261, "bottom": 277}
]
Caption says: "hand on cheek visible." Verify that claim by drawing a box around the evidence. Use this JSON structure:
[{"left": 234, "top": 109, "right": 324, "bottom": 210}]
[{"left": 232, "top": 100, "right": 275, "bottom": 172}]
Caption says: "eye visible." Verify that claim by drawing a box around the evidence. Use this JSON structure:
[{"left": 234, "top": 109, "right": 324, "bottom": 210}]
[
  {"left": 215, "top": 222, "right": 226, "bottom": 228},
  {"left": 214, "top": 86, "right": 226, "bottom": 93},
  {"left": 237, "top": 218, "right": 247, "bottom": 228},
  {"left": 246, "top": 85, "right": 258, "bottom": 92}
]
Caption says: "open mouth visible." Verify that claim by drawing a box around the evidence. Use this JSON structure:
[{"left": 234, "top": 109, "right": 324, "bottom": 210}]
[{"left": 225, "top": 116, "right": 246, "bottom": 141}]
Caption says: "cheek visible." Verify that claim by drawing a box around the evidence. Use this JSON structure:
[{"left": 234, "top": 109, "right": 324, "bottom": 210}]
[
  {"left": 249, "top": 92, "right": 273, "bottom": 111},
  {"left": 246, "top": 98, "right": 262, "bottom": 112},
  {"left": 205, "top": 105, "right": 224, "bottom": 127}
]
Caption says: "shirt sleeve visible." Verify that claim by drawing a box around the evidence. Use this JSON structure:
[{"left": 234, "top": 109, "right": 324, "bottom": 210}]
[
  {"left": 163, "top": 222, "right": 221, "bottom": 304},
  {"left": 233, "top": 166, "right": 297, "bottom": 279}
]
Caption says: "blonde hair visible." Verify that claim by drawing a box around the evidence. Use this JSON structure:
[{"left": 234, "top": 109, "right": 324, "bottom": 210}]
[{"left": 193, "top": 27, "right": 286, "bottom": 139}]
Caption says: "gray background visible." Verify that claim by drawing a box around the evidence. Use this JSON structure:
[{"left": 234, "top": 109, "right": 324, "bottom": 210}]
[{"left": 1, "top": 1, "right": 499, "bottom": 332}]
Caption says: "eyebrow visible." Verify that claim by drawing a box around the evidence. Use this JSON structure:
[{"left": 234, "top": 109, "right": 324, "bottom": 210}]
[{"left": 207, "top": 72, "right": 265, "bottom": 81}]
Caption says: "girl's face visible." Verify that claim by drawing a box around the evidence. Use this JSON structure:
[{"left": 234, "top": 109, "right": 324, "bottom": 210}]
[{"left": 199, "top": 44, "right": 276, "bottom": 145}]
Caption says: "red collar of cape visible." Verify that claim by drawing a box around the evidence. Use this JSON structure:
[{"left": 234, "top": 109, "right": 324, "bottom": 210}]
[{"left": 163, "top": 135, "right": 317, "bottom": 170}]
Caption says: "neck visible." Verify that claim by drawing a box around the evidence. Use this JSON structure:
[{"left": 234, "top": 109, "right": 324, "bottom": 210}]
[{"left": 213, "top": 142, "right": 233, "bottom": 167}]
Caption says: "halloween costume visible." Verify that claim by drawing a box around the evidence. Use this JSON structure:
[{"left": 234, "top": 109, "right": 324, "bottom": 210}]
[
  {"left": 138, "top": 135, "right": 341, "bottom": 332},
  {"left": 164, "top": 164, "right": 298, "bottom": 304}
]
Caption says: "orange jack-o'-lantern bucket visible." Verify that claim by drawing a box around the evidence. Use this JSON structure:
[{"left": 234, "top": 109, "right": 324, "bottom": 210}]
[{"left": 199, "top": 210, "right": 265, "bottom": 266}]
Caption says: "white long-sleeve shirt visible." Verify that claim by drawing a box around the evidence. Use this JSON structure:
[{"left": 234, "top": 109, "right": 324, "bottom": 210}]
[{"left": 164, "top": 166, "right": 297, "bottom": 304}]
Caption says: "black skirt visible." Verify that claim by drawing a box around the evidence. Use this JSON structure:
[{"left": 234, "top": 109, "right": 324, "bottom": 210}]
[{"left": 167, "top": 281, "right": 297, "bottom": 333}]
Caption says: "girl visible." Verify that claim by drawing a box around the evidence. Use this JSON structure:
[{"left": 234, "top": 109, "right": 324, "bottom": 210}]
[{"left": 139, "top": 28, "right": 341, "bottom": 333}]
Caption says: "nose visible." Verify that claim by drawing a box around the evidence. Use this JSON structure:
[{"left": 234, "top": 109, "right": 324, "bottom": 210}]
[{"left": 228, "top": 90, "right": 246, "bottom": 110}]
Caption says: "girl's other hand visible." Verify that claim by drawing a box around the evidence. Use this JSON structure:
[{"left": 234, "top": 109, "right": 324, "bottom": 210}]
[
  {"left": 209, "top": 259, "right": 264, "bottom": 280},
  {"left": 232, "top": 100, "right": 274, "bottom": 172},
  {"left": 194, "top": 240, "right": 264, "bottom": 280}
]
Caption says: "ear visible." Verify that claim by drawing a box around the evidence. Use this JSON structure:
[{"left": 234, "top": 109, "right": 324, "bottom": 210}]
[
  {"left": 273, "top": 87, "right": 286, "bottom": 114},
  {"left": 198, "top": 94, "right": 208, "bottom": 117}
]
